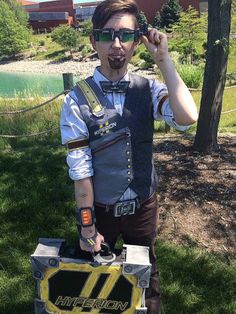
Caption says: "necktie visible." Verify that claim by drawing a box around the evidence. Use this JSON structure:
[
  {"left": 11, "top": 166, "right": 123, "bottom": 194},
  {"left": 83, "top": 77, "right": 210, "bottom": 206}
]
[{"left": 100, "top": 81, "right": 130, "bottom": 93}]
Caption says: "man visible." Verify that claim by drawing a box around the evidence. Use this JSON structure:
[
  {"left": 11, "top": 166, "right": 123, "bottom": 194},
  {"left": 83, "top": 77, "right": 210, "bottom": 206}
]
[{"left": 60, "top": 0, "right": 198, "bottom": 313}]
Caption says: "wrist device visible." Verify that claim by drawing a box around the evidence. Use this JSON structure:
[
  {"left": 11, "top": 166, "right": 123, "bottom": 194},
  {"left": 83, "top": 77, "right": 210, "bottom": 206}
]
[
  {"left": 76, "top": 206, "right": 96, "bottom": 227},
  {"left": 80, "top": 229, "right": 98, "bottom": 247}
]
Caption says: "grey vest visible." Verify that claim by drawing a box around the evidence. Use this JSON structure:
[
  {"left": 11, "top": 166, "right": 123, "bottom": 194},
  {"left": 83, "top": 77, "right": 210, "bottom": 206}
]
[{"left": 73, "top": 73, "right": 158, "bottom": 204}]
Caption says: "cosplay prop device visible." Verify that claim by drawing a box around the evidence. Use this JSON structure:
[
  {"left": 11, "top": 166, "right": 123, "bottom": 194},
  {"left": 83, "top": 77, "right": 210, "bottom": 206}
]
[{"left": 31, "top": 238, "right": 151, "bottom": 314}]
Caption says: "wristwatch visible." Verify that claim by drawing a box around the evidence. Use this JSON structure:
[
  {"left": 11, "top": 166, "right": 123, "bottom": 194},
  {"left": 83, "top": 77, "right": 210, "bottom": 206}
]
[
  {"left": 76, "top": 206, "right": 96, "bottom": 227},
  {"left": 80, "top": 229, "right": 98, "bottom": 247}
]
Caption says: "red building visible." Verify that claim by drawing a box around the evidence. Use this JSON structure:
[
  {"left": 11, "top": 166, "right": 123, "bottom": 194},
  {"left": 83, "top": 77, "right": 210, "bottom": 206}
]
[
  {"left": 17, "top": 0, "right": 40, "bottom": 11},
  {"left": 74, "top": 0, "right": 201, "bottom": 24},
  {"left": 135, "top": 0, "right": 200, "bottom": 23},
  {"left": 18, "top": 0, "right": 76, "bottom": 31},
  {"left": 19, "top": 0, "right": 202, "bottom": 31}
]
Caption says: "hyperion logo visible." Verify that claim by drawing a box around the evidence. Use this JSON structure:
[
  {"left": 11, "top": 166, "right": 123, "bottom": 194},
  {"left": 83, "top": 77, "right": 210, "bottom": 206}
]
[
  {"left": 55, "top": 296, "right": 128, "bottom": 311},
  {"left": 48, "top": 270, "right": 133, "bottom": 313},
  {"left": 94, "top": 121, "right": 117, "bottom": 136}
]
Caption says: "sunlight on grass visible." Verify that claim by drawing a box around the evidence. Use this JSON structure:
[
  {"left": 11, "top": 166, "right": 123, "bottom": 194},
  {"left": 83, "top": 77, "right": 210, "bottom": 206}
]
[
  {"left": 0, "top": 42, "right": 236, "bottom": 313},
  {"left": 0, "top": 127, "right": 235, "bottom": 314},
  {"left": 157, "top": 240, "right": 236, "bottom": 313}
]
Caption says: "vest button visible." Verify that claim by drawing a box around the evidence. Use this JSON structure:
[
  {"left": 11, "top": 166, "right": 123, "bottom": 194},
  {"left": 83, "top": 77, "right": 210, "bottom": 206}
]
[
  {"left": 127, "top": 158, "right": 131, "bottom": 162},
  {"left": 126, "top": 142, "right": 130, "bottom": 145},
  {"left": 128, "top": 178, "right": 131, "bottom": 182},
  {"left": 128, "top": 165, "right": 131, "bottom": 168},
  {"left": 126, "top": 151, "right": 130, "bottom": 155},
  {"left": 127, "top": 171, "right": 131, "bottom": 175}
]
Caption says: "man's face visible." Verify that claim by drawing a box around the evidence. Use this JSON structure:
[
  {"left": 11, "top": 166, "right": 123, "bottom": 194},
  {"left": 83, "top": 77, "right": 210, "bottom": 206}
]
[{"left": 91, "top": 13, "right": 138, "bottom": 75}]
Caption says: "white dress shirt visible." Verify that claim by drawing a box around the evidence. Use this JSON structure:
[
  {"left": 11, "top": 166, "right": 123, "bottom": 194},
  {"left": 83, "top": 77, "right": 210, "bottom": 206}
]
[{"left": 60, "top": 67, "right": 189, "bottom": 200}]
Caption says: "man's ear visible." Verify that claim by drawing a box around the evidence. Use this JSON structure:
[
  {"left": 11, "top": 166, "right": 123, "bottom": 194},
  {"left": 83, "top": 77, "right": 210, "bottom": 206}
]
[{"left": 90, "top": 35, "right": 97, "bottom": 51}]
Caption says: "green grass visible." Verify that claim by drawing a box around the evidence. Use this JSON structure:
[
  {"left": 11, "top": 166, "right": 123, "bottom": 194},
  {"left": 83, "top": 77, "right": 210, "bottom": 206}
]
[
  {"left": 0, "top": 98, "right": 236, "bottom": 314},
  {"left": 0, "top": 97, "right": 62, "bottom": 150},
  {"left": 28, "top": 34, "right": 64, "bottom": 61},
  {"left": 0, "top": 142, "right": 235, "bottom": 314},
  {"left": 1, "top": 86, "right": 236, "bottom": 141},
  {"left": 158, "top": 241, "right": 236, "bottom": 313},
  {"left": 29, "top": 33, "right": 91, "bottom": 61},
  {"left": 191, "top": 87, "right": 236, "bottom": 134},
  {"left": 228, "top": 39, "right": 236, "bottom": 73},
  {"left": 153, "top": 87, "right": 236, "bottom": 134}
]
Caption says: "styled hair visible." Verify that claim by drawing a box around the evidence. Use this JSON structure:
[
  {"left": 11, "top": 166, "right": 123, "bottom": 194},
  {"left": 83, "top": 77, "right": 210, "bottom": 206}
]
[{"left": 92, "top": 0, "right": 139, "bottom": 29}]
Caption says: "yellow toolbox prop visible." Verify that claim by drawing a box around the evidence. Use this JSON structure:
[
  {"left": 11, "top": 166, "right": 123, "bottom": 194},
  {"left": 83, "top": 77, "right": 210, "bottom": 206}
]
[{"left": 31, "top": 238, "right": 151, "bottom": 314}]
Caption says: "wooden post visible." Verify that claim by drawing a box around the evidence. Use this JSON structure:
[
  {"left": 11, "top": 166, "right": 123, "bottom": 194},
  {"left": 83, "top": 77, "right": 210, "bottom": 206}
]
[
  {"left": 63, "top": 73, "right": 74, "bottom": 90},
  {"left": 165, "top": 122, "right": 170, "bottom": 133}
]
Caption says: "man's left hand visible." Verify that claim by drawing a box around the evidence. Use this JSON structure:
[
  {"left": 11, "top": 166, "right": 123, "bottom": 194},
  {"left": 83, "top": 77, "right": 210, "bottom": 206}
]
[{"left": 141, "top": 28, "right": 169, "bottom": 64}]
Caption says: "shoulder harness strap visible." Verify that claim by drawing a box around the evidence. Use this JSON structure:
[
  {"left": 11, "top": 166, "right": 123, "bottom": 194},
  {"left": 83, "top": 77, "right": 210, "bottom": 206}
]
[{"left": 77, "top": 79, "right": 104, "bottom": 117}]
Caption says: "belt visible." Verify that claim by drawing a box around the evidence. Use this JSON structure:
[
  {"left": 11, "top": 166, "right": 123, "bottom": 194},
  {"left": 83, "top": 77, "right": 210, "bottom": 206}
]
[
  {"left": 95, "top": 198, "right": 138, "bottom": 210},
  {"left": 95, "top": 193, "right": 156, "bottom": 212}
]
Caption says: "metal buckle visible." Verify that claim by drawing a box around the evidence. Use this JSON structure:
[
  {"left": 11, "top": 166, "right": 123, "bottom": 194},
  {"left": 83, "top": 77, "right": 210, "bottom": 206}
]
[{"left": 113, "top": 200, "right": 136, "bottom": 217}]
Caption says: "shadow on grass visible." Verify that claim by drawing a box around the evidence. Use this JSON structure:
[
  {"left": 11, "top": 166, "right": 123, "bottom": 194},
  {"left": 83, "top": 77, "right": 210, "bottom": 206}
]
[
  {"left": 0, "top": 136, "right": 79, "bottom": 314},
  {"left": 0, "top": 137, "right": 235, "bottom": 314},
  {"left": 46, "top": 50, "right": 72, "bottom": 62}
]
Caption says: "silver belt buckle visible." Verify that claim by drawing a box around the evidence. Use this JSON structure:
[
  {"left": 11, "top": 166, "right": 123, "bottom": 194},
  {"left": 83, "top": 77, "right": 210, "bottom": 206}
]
[{"left": 113, "top": 200, "right": 136, "bottom": 217}]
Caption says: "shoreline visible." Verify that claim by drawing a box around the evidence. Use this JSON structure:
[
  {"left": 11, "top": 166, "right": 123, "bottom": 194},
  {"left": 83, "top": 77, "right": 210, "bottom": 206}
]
[
  {"left": 0, "top": 59, "right": 100, "bottom": 78},
  {"left": 0, "top": 59, "right": 158, "bottom": 79}
]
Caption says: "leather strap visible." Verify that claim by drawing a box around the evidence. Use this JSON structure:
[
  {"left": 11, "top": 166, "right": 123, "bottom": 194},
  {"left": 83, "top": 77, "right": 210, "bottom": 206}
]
[
  {"left": 95, "top": 199, "right": 138, "bottom": 211},
  {"left": 158, "top": 94, "right": 169, "bottom": 116},
  {"left": 95, "top": 193, "right": 156, "bottom": 211},
  {"left": 77, "top": 79, "right": 104, "bottom": 116},
  {"left": 67, "top": 139, "right": 89, "bottom": 151}
]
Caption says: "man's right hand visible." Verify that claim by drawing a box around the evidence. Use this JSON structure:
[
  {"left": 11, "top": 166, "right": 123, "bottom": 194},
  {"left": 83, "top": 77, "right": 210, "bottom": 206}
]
[{"left": 80, "top": 225, "right": 104, "bottom": 252}]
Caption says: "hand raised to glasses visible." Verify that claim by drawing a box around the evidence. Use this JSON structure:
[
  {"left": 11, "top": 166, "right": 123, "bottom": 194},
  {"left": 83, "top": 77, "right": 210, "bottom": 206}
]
[{"left": 141, "top": 28, "right": 169, "bottom": 64}]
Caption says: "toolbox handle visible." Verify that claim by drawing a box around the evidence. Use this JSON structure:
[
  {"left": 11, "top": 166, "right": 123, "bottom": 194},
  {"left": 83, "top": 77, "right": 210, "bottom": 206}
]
[
  {"left": 100, "top": 242, "right": 112, "bottom": 256},
  {"left": 93, "top": 242, "right": 116, "bottom": 263}
]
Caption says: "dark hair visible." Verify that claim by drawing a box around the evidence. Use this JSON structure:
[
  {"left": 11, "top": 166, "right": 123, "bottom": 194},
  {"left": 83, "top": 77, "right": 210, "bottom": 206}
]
[{"left": 92, "top": 0, "right": 139, "bottom": 29}]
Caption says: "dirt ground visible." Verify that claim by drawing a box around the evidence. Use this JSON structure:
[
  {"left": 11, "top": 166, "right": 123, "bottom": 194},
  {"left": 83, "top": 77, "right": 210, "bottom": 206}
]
[{"left": 153, "top": 135, "right": 236, "bottom": 261}]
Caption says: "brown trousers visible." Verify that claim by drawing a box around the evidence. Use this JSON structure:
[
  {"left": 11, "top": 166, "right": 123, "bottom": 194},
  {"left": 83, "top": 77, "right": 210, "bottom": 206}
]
[{"left": 95, "top": 193, "right": 160, "bottom": 314}]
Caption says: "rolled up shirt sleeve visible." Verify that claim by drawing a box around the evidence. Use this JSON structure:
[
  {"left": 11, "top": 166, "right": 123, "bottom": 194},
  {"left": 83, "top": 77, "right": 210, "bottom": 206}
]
[
  {"left": 150, "top": 79, "right": 190, "bottom": 131},
  {"left": 60, "top": 91, "right": 93, "bottom": 180}
]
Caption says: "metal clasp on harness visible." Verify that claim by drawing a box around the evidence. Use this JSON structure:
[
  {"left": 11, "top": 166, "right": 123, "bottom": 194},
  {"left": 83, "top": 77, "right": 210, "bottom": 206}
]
[{"left": 113, "top": 200, "right": 136, "bottom": 217}]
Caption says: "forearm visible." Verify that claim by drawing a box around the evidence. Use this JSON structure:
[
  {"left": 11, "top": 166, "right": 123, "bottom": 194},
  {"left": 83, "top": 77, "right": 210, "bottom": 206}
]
[
  {"left": 74, "top": 177, "right": 95, "bottom": 237},
  {"left": 156, "top": 56, "right": 198, "bottom": 125},
  {"left": 75, "top": 177, "right": 94, "bottom": 208},
  {"left": 141, "top": 29, "right": 198, "bottom": 126}
]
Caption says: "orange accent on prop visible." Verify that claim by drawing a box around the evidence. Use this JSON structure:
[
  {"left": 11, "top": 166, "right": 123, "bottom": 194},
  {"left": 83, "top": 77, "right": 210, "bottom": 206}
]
[{"left": 81, "top": 209, "right": 92, "bottom": 226}]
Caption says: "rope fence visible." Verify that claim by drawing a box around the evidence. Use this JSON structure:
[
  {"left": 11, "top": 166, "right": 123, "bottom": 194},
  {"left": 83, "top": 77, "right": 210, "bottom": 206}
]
[
  {"left": 0, "top": 90, "right": 69, "bottom": 115},
  {"left": 0, "top": 72, "right": 236, "bottom": 138},
  {"left": 221, "top": 108, "right": 236, "bottom": 114},
  {"left": 0, "top": 127, "right": 58, "bottom": 138},
  {"left": 189, "top": 84, "right": 236, "bottom": 92},
  {"left": 0, "top": 73, "right": 74, "bottom": 138},
  {"left": 0, "top": 90, "right": 67, "bottom": 138}
]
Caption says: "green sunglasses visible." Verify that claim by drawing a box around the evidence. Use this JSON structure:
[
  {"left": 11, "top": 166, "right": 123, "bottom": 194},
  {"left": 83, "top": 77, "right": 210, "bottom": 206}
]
[{"left": 93, "top": 28, "right": 139, "bottom": 43}]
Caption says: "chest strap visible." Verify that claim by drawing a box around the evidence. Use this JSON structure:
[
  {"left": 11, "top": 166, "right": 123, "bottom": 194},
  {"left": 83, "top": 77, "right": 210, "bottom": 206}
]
[{"left": 77, "top": 79, "right": 104, "bottom": 117}]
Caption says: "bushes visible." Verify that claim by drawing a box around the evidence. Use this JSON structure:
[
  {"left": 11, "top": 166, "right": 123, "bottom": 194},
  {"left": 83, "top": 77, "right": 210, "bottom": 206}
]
[
  {"left": 177, "top": 64, "right": 204, "bottom": 88},
  {"left": 79, "top": 20, "right": 92, "bottom": 36},
  {"left": 139, "top": 51, "right": 154, "bottom": 68},
  {"left": 0, "top": 1, "right": 31, "bottom": 57},
  {"left": 51, "top": 25, "right": 80, "bottom": 56},
  {"left": 135, "top": 48, "right": 204, "bottom": 89}
]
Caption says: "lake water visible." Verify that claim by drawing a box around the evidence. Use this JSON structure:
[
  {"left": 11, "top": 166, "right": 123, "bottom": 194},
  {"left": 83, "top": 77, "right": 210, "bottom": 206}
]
[{"left": 0, "top": 72, "right": 65, "bottom": 97}]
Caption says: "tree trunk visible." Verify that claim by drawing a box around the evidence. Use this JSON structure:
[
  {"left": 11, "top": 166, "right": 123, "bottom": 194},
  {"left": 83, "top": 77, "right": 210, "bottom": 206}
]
[{"left": 193, "top": 0, "right": 232, "bottom": 152}]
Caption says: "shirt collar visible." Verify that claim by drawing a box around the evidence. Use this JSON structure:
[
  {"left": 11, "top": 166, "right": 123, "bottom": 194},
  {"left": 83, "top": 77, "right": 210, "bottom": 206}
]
[{"left": 93, "top": 67, "right": 130, "bottom": 92}]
